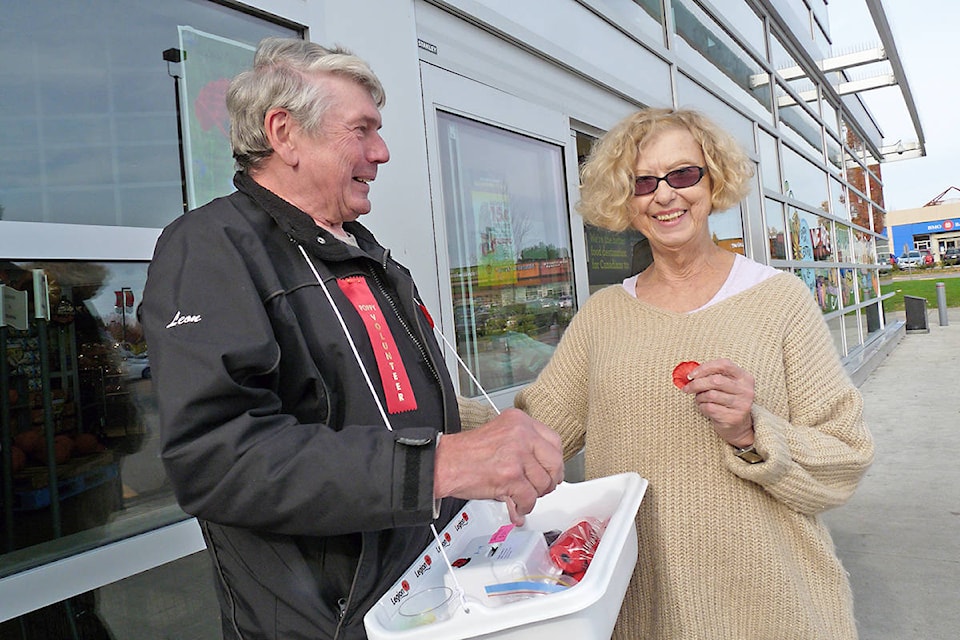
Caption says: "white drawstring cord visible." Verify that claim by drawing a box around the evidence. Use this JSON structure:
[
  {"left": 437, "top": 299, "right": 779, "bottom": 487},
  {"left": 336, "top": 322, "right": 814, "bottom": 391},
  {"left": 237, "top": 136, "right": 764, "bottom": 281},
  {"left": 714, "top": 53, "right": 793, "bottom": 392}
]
[
  {"left": 301, "top": 245, "right": 502, "bottom": 615},
  {"left": 431, "top": 327, "right": 501, "bottom": 415}
]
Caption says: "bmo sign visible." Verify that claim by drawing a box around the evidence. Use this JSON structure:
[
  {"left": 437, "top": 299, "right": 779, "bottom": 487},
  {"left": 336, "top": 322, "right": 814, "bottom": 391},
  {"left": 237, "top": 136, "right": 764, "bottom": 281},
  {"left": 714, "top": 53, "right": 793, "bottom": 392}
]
[{"left": 926, "top": 219, "right": 958, "bottom": 232}]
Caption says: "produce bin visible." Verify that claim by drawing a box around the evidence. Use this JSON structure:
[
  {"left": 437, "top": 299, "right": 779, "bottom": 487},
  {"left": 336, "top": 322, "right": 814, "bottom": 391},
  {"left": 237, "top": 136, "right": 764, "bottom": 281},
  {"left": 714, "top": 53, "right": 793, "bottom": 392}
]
[{"left": 364, "top": 472, "right": 647, "bottom": 640}]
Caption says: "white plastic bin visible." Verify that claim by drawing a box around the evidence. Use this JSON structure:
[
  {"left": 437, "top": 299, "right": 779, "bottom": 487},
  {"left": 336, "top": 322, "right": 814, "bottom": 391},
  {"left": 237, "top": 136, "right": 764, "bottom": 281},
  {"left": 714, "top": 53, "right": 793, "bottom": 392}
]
[{"left": 364, "top": 472, "right": 648, "bottom": 640}]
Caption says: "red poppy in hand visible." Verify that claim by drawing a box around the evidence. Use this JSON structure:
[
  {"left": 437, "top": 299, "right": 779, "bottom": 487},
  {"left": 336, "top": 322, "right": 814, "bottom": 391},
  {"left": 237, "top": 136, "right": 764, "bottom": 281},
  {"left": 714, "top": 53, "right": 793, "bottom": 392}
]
[{"left": 672, "top": 361, "right": 700, "bottom": 389}]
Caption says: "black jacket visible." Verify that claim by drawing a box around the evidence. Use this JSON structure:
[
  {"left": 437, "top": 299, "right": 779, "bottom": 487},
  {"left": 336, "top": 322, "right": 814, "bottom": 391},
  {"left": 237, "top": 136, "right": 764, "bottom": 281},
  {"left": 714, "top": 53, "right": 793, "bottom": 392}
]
[{"left": 142, "top": 173, "right": 464, "bottom": 639}]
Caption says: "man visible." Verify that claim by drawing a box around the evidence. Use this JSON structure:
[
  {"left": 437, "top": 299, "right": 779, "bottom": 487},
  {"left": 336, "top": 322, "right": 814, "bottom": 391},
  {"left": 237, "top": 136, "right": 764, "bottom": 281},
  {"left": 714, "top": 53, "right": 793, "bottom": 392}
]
[{"left": 141, "top": 37, "right": 563, "bottom": 640}]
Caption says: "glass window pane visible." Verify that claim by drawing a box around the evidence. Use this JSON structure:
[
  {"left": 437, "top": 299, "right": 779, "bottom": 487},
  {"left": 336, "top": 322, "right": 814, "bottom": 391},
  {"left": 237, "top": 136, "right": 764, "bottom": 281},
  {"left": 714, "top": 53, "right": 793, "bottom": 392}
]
[
  {"left": 788, "top": 207, "right": 831, "bottom": 262},
  {"left": 844, "top": 310, "right": 862, "bottom": 351},
  {"left": 840, "top": 268, "right": 857, "bottom": 308},
  {"left": 827, "top": 315, "right": 845, "bottom": 356},
  {"left": 810, "top": 215, "right": 833, "bottom": 262},
  {"left": 836, "top": 224, "right": 852, "bottom": 263},
  {"left": 437, "top": 112, "right": 574, "bottom": 395},
  {"left": 849, "top": 186, "right": 871, "bottom": 230},
  {"left": 599, "top": 0, "right": 664, "bottom": 44},
  {"left": 676, "top": 75, "right": 755, "bottom": 152},
  {"left": 709, "top": 205, "right": 746, "bottom": 255},
  {"left": 759, "top": 130, "right": 781, "bottom": 194},
  {"left": 765, "top": 198, "right": 787, "bottom": 260},
  {"left": 585, "top": 226, "right": 648, "bottom": 294},
  {"left": 825, "top": 133, "right": 843, "bottom": 175},
  {"left": 815, "top": 268, "right": 840, "bottom": 314},
  {"left": 782, "top": 145, "right": 828, "bottom": 212},
  {"left": 720, "top": 0, "right": 765, "bottom": 55},
  {"left": 1, "top": 260, "right": 177, "bottom": 577},
  {"left": 777, "top": 92, "right": 824, "bottom": 163},
  {"left": 858, "top": 268, "right": 879, "bottom": 301},
  {"left": 0, "top": 551, "right": 218, "bottom": 637},
  {"left": 831, "top": 176, "right": 849, "bottom": 221},
  {"left": 0, "top": 0, "right": 298, "bottom": 228},
  {"left": 853, "top": 229, "right": 873, "bottom": 264},
  {"left": 671, "top": 0, "right": 773, "bottom": 122}
]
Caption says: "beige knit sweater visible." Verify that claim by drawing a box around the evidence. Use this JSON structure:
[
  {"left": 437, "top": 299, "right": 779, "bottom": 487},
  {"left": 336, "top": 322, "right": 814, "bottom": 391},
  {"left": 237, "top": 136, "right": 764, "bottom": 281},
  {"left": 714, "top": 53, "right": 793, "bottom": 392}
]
[{"left": 512, "top": 273, "right": 874, "bottom": 639}]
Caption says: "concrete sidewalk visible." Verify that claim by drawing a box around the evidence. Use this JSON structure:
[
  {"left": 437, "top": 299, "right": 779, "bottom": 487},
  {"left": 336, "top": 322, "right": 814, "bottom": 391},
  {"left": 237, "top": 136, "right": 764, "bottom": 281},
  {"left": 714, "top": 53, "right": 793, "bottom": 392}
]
[{"left": 822, "top": 309, "right": 960, "bottom": 639}]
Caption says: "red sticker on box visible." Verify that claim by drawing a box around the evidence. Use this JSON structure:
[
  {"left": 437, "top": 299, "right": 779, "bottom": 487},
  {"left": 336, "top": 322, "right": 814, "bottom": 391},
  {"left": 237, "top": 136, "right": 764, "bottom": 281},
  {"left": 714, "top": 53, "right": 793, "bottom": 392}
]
[{"left": 488, "top": 524, "right": 515, "bottom": 543}]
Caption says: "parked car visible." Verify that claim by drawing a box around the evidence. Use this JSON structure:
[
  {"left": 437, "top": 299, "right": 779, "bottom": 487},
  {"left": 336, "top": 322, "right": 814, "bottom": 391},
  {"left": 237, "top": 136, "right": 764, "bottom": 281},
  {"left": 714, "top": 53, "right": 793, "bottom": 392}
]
[
  {"left": 942, "top": 247, "right": 960, "bottom": 266},
  {"left": 878, "top": 253, "right": 894, "bottom": 273},
  {"left": 921, "top": 250, "right": 934, "bottom": 266},
  {"left": 897, "top": 250, "right": 925, "bottom": 269}
]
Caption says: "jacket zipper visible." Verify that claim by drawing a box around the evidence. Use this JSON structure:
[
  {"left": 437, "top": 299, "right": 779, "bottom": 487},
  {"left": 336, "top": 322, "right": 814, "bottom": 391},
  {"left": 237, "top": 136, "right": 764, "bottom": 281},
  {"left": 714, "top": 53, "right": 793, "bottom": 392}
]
[
  {"left": 333, "top": 534, "right": 367, "bottom": 640},
  {"left": 368, "top": 266, "right": 442, "bottom": 388}
]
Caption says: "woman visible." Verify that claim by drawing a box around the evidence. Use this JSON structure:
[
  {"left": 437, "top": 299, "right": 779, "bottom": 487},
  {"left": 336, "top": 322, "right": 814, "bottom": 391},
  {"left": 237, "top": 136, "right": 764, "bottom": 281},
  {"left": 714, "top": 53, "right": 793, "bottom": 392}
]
[{"left": 514, "top": 108, "right": 874, "bottom": 639}]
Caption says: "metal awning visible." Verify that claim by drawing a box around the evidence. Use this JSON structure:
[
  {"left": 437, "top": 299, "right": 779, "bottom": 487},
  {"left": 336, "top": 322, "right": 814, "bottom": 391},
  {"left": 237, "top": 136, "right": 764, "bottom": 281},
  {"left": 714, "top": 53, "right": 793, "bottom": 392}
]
[
  {"left": 760, "top": 0, "right": 926, "bottom": 164},
  {"left": 865, "top": 0, "right": 926, "bottom": 162}
]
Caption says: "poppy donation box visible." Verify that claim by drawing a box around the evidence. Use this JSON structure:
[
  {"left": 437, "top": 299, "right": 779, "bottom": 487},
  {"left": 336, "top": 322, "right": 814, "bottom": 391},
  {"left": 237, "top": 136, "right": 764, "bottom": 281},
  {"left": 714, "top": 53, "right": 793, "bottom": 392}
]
[{"left": 363, "top": 472, "right": 648, "bottom": 640}]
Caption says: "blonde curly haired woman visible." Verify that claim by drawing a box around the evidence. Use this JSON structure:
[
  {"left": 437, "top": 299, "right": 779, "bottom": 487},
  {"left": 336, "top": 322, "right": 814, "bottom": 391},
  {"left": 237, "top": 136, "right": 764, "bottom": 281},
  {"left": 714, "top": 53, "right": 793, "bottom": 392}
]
[{"left": 515, "top": 108, "right": 874, "bottom": 639}]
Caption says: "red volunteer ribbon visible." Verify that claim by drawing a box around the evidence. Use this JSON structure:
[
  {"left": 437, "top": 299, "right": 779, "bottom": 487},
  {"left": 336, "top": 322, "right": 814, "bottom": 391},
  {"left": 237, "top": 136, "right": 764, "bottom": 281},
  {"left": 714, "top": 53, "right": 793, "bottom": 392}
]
[{"left": 338, "top": 277, "right": 418, "bottom": 414}]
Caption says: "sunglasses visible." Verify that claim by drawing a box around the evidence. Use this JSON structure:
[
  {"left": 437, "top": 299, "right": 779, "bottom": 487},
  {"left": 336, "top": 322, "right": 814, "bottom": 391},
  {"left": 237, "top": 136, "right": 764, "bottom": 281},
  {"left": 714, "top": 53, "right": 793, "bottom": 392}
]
[{"left": 634, "top": 166, "right": 705, "bottom": 196}]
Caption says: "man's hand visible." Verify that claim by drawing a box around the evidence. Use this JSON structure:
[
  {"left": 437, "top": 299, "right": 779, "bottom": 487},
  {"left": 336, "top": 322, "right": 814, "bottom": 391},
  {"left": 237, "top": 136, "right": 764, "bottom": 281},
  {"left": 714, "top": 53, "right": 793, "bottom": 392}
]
[{"left": 434, "top": 408, "right": 564, "bottom": 525}]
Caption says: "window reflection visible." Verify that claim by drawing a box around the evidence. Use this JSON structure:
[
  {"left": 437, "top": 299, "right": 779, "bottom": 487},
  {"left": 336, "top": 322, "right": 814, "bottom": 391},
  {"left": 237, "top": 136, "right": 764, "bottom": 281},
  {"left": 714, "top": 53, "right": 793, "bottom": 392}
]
[
  {"left": 788, "top": 208, "right": 832, "bottom": 263},
  {"left": 836, "top": 224, "right": 852, "bottom": 263},
  {"left": 0, "top": 0, "right": 296, "bottom": 228},
  {"left": 766, "top": 198, "right": 787, "bottom": 260},
  {"left": 782, "top": 145, "right": 828, "bottom": 211},
  {"left": 0, "top": 550, "right": 218, "bottom": 639},
  {"left": 709, "top": 205, "right": 747, "bottom": 256},
  {"left": 844, "top": 310, "right": 862, "bottom": 351},
  {"left": 1, "top": 261, "right": 172, "bottom": 576},
  {"left": 437, "top": 113, "right": 575, "bottom": 395},
  {"left": 671, "top": 0, "right": 772, "bottom": 121},
  {"left": 601, "top": 0, "right": 664, "bottom": 43}
]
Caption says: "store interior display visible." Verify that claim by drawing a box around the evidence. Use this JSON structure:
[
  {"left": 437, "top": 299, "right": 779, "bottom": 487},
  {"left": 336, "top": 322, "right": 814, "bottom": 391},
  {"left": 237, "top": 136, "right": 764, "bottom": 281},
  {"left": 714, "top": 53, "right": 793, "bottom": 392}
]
[{"left": 1, "top": 262, "right": 154, "bottom": 557}]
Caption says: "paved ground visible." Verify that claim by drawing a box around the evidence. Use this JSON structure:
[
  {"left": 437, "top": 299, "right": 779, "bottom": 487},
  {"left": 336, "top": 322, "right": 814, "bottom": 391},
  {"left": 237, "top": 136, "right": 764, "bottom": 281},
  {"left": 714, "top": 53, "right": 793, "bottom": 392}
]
[{"left": 822, "top": 308, "right": 960, "bottom": 640}]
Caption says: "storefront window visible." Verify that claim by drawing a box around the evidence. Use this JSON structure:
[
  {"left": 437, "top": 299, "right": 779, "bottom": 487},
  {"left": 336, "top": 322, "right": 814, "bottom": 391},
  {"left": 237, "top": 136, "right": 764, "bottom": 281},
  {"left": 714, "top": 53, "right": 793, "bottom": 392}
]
[
  {"left": 840, "top": 268, "right": 857, "bottom": 308},
  {"left": 788, "top": 208, "right": 832, "bottom": 262},
  {"left": 766, "top": 199, "right": 787, "bottom": 260},
  {"left": 0, "top": 0, "right": 298, "bottom": 228},
  {"left": 709, "top": 206, "right": 747, "bottom": 256},
  {"left": 436, "top": 112, "right": 574, "bottom": 396},
  {"left": 836, "top": 224, "right": 852, "bottom": 263},
  {"left": 782, "top": 145, "right": 829, "bottom": 212},
  {"left": 831, "top": 177, "right": 849, "bottom": 221},
  {"left": 795, "top": 267, "right": 838, "bottom": 314},
  {"left": 858, "top": 268, "right": 878, "bottom": 301},
  {"left": 1, "top": 261, "right": 170, "bottom": 577}
]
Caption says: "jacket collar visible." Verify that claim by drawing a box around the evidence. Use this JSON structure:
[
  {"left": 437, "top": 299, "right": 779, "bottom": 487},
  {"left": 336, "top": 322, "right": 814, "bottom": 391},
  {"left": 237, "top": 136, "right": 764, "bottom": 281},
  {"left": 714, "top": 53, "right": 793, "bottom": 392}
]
[{"left": 233, "top": 171, "right": 385, "bottom": 264}]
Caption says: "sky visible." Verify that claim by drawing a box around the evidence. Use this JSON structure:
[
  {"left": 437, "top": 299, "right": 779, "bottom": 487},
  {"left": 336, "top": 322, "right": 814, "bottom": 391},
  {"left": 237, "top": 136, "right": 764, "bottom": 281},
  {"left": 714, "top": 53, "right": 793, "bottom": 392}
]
[{"left": 826, "top": 0, "right": 959, "bottom": 211}]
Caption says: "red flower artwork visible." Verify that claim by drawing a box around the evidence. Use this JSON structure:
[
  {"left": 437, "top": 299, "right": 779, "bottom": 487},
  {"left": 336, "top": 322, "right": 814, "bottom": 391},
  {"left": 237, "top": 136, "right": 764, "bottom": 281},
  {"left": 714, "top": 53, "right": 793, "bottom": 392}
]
[{"left": 194, "top": 78, "right": 231, "bottom": 138}]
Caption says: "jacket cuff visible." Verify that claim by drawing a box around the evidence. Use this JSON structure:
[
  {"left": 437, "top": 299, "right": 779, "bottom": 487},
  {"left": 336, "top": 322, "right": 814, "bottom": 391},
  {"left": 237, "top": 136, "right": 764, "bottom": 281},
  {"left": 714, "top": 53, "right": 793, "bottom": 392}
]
[{"left": 392, "top": 428, "right": 440, "bottom": 525}]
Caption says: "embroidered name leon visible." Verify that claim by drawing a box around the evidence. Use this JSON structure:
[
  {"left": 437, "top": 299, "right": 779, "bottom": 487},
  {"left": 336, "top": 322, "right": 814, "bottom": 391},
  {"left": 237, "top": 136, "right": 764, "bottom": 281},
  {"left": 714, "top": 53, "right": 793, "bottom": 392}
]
[{"left": 166, "top": 310, "right": 202, "bottom": 328}]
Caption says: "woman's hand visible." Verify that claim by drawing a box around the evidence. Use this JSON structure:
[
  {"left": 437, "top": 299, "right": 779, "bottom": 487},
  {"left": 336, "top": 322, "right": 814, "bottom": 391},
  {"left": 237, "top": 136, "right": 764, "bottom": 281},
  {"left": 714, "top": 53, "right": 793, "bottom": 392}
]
[{"left": 681, "top": 358, "right": 755, "bottom": 447}]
